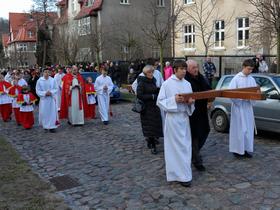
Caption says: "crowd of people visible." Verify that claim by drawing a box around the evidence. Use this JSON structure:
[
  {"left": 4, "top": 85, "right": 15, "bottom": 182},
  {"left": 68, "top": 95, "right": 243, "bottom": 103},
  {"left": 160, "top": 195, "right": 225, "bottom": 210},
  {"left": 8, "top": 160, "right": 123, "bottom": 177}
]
[{"left": 0, "top": 56, "right": 273, "bottom": 188}]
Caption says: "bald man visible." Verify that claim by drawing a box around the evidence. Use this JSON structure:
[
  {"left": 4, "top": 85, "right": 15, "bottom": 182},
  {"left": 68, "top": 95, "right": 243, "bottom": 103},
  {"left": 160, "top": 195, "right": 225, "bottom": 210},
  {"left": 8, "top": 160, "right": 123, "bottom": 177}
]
[{"left": 185, "top": 60, "right": 211, "bottom": 171}]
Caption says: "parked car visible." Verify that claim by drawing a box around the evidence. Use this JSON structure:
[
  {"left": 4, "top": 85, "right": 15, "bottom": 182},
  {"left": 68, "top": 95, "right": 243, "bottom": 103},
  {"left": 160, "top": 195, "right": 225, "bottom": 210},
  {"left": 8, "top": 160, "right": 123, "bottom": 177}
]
[
  {"left": 80, "top": 72, "right": 121, "bottom": 101},
  {"left": 210, "top": 74, "right": 280, "bottom": 133}
]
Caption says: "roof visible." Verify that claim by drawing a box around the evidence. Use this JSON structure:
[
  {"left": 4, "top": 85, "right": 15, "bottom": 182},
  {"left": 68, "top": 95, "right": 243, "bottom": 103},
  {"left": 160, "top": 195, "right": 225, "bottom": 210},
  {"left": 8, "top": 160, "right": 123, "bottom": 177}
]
[
  {"left": 74, "top": 0, "right": 103, "bottom": 20},
  {"left": 9, "top": 13, "right": 31, "bottom": 41},
  {"left": 1, "top": 34, "right": 9, "bottom": 48}
]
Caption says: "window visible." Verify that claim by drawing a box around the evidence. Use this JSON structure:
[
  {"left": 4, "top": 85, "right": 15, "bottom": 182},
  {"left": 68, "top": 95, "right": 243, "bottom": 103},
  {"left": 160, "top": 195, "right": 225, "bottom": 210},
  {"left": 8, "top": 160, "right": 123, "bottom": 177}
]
[
  {"left": 184, "top": 24, "right": 195, "bottom": 49},
  {"left": 122, "top": 46, "right": 129, "bottom": 54},
  {"left": 28, "top": 31, "right": 33, "bottom": 38},
  {"left": 255, "top": 77, "right": 279, "bottom": 98},
  {"left": 184, "top": 0, "right": 195, "bottom": 4},
  {"left": 152, "top": 48, "right": 160, "bottom": 58},
  {"left": 78, "top": 17, "right": 91, "bottom": 36},
  {"left": 273, "top": 77, "right": 280, "bottom": 88},
  {"left": 157, "top": 0, "right": 165, "bottom": 7},
  {"left": 18, "top": 43, "right": 27, "bottom": 51},
  {"left": 85, "top": 0, "right": 95, "bottom": 6},
  {"left": 237, "top": 17, "right": 249, "bottom": 47},
  {"left": 214, "top": 20, "right": 225, "bottom": 48},
  {"left": 120, "top": 0, "right": 130, "bottom": 4},
  {"left": 72, "top": 0, "right": 76, "bottom": 11},
  {"left": 220, "top": 76, "right": 233, "bottom": 89}
]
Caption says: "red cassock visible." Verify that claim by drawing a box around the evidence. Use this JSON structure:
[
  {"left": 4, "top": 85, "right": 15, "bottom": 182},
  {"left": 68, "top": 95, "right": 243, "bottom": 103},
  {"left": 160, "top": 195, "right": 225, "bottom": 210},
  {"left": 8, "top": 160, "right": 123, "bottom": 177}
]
[
  {"left": 60, "top": 73, "right": 90, "bottom": 119},
  {"left": 0, "top": 81, "right": 12, "bottom": 122},
  {"left": 17, "top": 93, "right": 37, "bottom": 129},
  {"left": 84, "top": 83, "right": 96, "bottom": 119},
  {"left": 8, "top": 85, "right": 22, "bottom": 125}
]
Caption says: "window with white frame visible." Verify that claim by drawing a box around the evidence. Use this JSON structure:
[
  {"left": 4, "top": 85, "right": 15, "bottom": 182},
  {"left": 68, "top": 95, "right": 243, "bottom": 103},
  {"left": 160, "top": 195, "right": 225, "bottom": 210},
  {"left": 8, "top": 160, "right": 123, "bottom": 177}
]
[
  {"left": 214, "top": 20, "right": 225, "bottom": 48},
  {"left": 184, "top": 24, "right": 195, "bottom": 49},
  {"left": 237, "top": 17, "right": 249, "bottom": 47},
  {"left": 120, "top": 0, "right": 130, "bottom": 5},
  {"left": 28, "top": 31, "right": 33, "bottom": 38},
  {"left": 152, "top": 48, "right": 160, "bottom": 58},
  {"left": 85, "top": 0, "right": 95, "bottom": 6},
  {"left": 184, "top": 0, "right": 195, "bottom": 4},
  {"left": 72, "top": 0, "right": 77, "bottom": 11},
  {"left": 18, "top": 43, "right": 27, "bottom": 51},
  {"left": 157, "top": 0, "right": 165, "bottom": 7},
  {"left": 78, "top": 17, "right": 91, "bottom": 36}
]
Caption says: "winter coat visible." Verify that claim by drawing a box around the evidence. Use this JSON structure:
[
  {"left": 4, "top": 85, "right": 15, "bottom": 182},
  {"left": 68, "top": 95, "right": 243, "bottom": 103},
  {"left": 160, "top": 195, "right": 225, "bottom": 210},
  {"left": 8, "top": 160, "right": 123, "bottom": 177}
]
[
  {"left": 185, "top": 72, "right": 211, "bottom": 141},
  {"left": 137, "top": 76, "right": 163, "bottom": 138}
]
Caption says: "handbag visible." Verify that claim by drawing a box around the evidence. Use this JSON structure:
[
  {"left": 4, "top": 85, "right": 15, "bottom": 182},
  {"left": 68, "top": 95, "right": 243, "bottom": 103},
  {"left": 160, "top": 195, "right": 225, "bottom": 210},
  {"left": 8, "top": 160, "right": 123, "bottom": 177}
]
[{"left": 132, "top": 98, "right": 145, "bottom": 113}]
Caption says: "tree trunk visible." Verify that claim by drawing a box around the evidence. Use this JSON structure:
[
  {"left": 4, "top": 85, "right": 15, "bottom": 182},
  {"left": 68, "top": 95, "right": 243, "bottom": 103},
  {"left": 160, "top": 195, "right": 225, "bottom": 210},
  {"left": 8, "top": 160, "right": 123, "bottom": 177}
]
[
  {"left": 160, "top": 44, "right": 164, "bottom": 74},
  {"left": 277, "top": 30, "right": 280, "bottom": 74},
  {"left": 42, "top": 40, "right": 47, "bottom": 67}
]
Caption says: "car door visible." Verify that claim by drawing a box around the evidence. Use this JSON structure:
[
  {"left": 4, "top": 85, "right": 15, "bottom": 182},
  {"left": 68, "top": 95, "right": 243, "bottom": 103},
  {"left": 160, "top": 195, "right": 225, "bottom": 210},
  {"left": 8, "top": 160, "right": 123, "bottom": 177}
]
[{"left": 253, "top": 76, "right": 280, "bottom": 132}]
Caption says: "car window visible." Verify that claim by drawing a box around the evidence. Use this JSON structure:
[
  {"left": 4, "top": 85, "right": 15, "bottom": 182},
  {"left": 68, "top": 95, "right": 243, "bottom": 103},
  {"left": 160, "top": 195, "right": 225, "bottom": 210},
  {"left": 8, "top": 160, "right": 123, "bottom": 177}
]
[
  {"left": 273, "top": 77, "right": 280, "bottom": 88},
  {"left": 254, "top": 77, "right": 279, "bottom": 98},
  {"left": 220, "top": 76, "right": 233, "bottom": 89}
]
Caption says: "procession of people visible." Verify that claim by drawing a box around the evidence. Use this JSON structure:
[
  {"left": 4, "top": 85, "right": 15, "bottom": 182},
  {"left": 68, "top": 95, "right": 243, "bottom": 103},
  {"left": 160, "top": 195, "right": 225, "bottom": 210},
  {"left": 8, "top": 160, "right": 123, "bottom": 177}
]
[{"left": 0, "top": 58, "right": 264, "bottom": 188}]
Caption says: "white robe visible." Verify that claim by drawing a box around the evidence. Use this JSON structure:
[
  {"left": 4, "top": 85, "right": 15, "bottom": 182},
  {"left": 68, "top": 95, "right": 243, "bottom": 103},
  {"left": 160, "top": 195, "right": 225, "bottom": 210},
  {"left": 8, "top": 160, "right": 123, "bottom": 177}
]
[
  {"left": 68, "top": 78, "right": 84, "bottom": 125},
  {"left": 228, "top": 72, "right": 257, "bottom": 154},
  {"left": 36, "top": 77, "right": 58, "bottom": 129},
  {"left": 54, "top": 73, "right": 65, "bottom": 111},
  {"left": 20, "top": 94, "right": 34, "bottom": 112},
  {"left": 157, "top": 75, "right": 195, "bottom": 182},
  {"left": 18, "top": 78, "right": 28, "bottom": 87},
  {"left": 0, "top": 84, "right": 12, "bottom": 105},
  {"left": 95, "top": 75, "right": 113, "bottom": 122}
]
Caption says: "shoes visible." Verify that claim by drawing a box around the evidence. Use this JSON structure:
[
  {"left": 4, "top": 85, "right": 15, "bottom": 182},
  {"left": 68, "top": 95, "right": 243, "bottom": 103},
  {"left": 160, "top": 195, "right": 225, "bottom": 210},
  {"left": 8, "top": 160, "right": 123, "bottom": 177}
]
[
  {"left": 155, "top": 139, "right": 160, "bottom": 145},
  {"left": 194, "top": 164, "right": 206, "bottom": 171},
  {"left": 233, "top": 153, "right": 245, "bottom": 158},
  {"left": 180, "top": 181, "right": 192, "bottom": 187},
  {"left": 147, "top": 142, "right": 152, "bottom": 149},
  {"left": 103, "top": 121, "right": 109, "bottom": 125},
  {"left": 151, "top": 144, "right": 158, "bottom": 155},
  {"left": 244, "top": 151, "right": 253, "bottom": 158},
  {"left": 49, "top": 129, "right": 56, "bottom": 133}
]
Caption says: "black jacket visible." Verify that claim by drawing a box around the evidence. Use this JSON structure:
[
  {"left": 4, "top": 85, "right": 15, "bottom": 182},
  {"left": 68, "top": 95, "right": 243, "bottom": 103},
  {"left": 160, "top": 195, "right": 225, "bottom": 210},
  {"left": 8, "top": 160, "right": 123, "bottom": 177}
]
[{"left": 137, "top": 76, "right": 163, "bottom": 138}]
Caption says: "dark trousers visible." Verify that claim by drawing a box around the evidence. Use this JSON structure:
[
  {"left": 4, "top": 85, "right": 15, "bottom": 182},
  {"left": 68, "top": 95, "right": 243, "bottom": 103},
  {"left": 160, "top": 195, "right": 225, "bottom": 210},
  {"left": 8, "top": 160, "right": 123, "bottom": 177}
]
[{"left": 192, "top": 135, "right": 208, "bottom": 166}]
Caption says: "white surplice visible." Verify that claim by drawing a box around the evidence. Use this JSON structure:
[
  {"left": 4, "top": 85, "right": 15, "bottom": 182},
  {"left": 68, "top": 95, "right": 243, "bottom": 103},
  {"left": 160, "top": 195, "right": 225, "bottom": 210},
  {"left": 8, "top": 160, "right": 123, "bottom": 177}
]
[
  {"left": 18, "top": 78, "right": 28, "bottom": 87},
  {"left": 68, "top": 78, "right": 84, "bottom": 125},
  {"left": 95, "top": 75, "right": 113, "bottom": 122},
  {"left": 228, "top": 72, "right": 257, "bottom": 154},
  {"left": 36, "top": 77, "right": 58, "bottom": 129},
  {"left": 157, "top": 75, "right": 195, "bottom": 182},
  {"left": 54, "top": 72, "right": 65, "bottom": 111}
]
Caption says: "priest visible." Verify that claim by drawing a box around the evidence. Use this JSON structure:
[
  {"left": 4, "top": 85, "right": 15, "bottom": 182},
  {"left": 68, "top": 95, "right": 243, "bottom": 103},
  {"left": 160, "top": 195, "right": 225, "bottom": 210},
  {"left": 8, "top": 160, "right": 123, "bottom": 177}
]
[
  {"left": 60, "top": 65, "right": 86, "bottom": 125},
  {"left": 157, "top": 60, "right": 195, "bottom": 187},
  {"left": 36, "top": 69, "right": 59, "bottom": 132},
  {"left": 94, "top": 66, "right": 114, "bottom": 125},
  {"left": 228, "top": 59, "right": 257, "bottom": 158}
]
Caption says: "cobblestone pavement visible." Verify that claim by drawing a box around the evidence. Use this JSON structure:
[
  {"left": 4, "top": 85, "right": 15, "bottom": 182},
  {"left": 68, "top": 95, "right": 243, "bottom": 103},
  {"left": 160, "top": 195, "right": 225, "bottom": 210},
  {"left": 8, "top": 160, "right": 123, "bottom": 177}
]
[{"left": 1, "top": 102, "right": 280, "bottom": 210}]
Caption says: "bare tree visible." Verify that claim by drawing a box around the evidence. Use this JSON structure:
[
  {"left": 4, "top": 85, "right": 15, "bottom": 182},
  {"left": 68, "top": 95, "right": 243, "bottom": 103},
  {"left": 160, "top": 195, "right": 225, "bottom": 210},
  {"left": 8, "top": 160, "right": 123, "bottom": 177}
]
[
  {"left": 142, "top": 0, "right": 183, "bottom": 73},
  {"left": 182, "top": 0, "right": 234, "bottom": 56},
  {"left": 32, "top": 0, "right": 56, "bottom": 66},
  {"left": 248, "top": 0, "right": 280, "bottom": 73}
]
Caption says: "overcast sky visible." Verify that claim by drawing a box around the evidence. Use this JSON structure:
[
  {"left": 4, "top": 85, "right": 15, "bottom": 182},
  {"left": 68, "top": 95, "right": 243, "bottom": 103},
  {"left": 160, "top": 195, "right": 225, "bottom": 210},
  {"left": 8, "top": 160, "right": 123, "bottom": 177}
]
[{"left": 0, "top": 0, "right": 33, "bottom": 19}]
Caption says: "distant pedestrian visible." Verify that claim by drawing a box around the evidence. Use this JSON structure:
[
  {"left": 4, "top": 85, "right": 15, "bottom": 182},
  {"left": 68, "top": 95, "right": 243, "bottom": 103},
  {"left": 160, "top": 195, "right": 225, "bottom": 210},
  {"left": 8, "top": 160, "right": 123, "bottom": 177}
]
[
  {"left": 269, "top": 58, "right": 277, "bottom": 73},
  {"left": 258, "top": 55, "right": 268, "bottom": 73},
  {"left": 164, "top": 61, "right": 173, "bottom": 80},
  {"left": 203, "top": 57, "right": 216, "bottom": 87}
]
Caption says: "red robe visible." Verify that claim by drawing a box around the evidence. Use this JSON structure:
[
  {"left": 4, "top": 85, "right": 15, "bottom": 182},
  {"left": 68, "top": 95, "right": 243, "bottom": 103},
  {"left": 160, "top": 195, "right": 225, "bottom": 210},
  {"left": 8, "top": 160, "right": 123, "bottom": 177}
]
[
  {"left": 60, "top": 73, "right": 90, "bottom": 119},
  {"left": 8, "top": 85, "right": 22, "bottom": 125},
  {"left": 0, "top": 81, "right": 12, "bottom": 122},
  {"left": 84, "top": 83, "right": 96, "bottom": 119},
  {"left": 17, "top": 93, "right": 37, "bottom": 129}
]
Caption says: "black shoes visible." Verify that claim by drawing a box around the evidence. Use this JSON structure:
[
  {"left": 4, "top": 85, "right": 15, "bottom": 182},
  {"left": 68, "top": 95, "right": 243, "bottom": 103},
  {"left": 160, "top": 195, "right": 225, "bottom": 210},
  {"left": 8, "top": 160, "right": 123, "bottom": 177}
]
[
  {"left": 103, "top": 121, "right": 109, "bottom": 125},
  {"left": 194, "top": 164, "right": 206, "bottom": 171},
  {"left": 180, "top": 181, "right": 192, "bottom": 187},
  {"left": 151, "top": 146, "right": 158, "bottom": 155},
  {"left": 49, "top": 129, "right": 56, "bottom": 133},
  {"left": 233, "top": 151, "right": 253, "bottom": 158}
]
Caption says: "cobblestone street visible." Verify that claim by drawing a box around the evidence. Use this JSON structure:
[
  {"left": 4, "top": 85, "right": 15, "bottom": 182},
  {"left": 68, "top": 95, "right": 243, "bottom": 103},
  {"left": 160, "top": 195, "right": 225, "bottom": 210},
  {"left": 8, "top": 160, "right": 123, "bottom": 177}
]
[{"left": 1, "top": 102, "right": 280, "bottom": 210}]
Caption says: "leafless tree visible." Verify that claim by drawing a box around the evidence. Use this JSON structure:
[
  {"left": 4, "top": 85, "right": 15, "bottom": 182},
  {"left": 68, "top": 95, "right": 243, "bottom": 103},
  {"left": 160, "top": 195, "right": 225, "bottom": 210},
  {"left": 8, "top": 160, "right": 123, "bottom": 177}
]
[
  {"left": 182, "top": 0, "right": 234, "bottom": 56},
  {"left": 142, "top": 0, "right": 184, "bottom": 73},
  {"left": 248, "top": 0, "right": 280, "bottom": 73}
]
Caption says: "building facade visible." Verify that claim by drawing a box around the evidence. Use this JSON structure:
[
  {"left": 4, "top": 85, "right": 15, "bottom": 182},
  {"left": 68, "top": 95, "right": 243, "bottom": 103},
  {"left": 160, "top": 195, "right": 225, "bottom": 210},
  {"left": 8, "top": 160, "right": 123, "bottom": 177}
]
[{"left": 55, "top": 0, "right": 172, "bottom": 64}]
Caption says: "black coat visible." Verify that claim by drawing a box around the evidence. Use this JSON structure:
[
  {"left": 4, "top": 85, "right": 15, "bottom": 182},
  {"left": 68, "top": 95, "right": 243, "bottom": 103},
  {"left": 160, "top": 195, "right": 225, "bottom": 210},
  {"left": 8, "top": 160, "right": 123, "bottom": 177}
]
[
  {"left": 137, "top": 76, "right": 163, "bottom": 138},
  {"left": 185, "top": 72, "right": 211, "bottom": 140}
]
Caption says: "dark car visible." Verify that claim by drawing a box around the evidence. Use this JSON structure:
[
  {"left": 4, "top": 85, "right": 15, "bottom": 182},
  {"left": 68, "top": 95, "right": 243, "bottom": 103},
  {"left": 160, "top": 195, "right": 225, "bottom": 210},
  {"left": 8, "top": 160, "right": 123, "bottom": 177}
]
[
  {"left": 210, "top": 74, "right": 280, "bottom": 133},
  {"left": 80, "top": 72, "right": 121, "bottom": 101}
]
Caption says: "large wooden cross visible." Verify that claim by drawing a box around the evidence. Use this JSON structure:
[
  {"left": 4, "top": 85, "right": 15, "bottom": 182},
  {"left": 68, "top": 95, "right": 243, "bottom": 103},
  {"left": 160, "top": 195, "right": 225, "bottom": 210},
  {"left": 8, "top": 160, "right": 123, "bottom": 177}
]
[{"left": 179, "top": 86, "right": 266, "bottom": 102}]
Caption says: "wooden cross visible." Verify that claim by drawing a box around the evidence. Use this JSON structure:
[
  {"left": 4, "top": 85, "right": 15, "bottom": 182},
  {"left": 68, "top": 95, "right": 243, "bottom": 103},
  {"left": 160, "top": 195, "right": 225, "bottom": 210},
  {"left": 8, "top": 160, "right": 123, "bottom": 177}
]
[{"left": 179, "top": 86, "right": 266, "bottom": 102}]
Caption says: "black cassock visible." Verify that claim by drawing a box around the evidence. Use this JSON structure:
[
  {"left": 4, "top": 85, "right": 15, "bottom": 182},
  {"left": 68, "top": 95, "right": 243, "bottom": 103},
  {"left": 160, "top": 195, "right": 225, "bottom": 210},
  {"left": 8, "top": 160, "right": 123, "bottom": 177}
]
[{"left": 185, "top": 72, "right": 211, "bottom": 166}]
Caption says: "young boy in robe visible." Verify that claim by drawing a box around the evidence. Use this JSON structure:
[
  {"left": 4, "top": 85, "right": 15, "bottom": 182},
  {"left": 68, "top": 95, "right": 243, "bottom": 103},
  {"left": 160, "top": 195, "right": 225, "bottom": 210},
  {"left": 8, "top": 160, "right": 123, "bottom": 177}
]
[
  {"left": 84, "top": 77, "right": 96, "bottom": 119},
  {"left": 228, "top": 59, "right": 257, "bottom": 158},
  {"left": 17, "top": 85, "right": 37, "bottom": 129},
  {"left": 95, "top": 66, "right": 114, "bottom": 125},
  {"left": 0, "top": 74, "right": 12, "bottom": 122},
  {"left": 8, "top": 77, "right": 22, "bottom": 125}
]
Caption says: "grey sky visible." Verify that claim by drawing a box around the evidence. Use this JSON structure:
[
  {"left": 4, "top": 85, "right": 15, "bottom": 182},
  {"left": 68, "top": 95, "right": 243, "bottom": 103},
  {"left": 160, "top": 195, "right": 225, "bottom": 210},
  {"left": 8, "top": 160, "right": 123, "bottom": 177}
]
[{"left": 0, "top": 0, "right": 33, "bottom": 19}]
